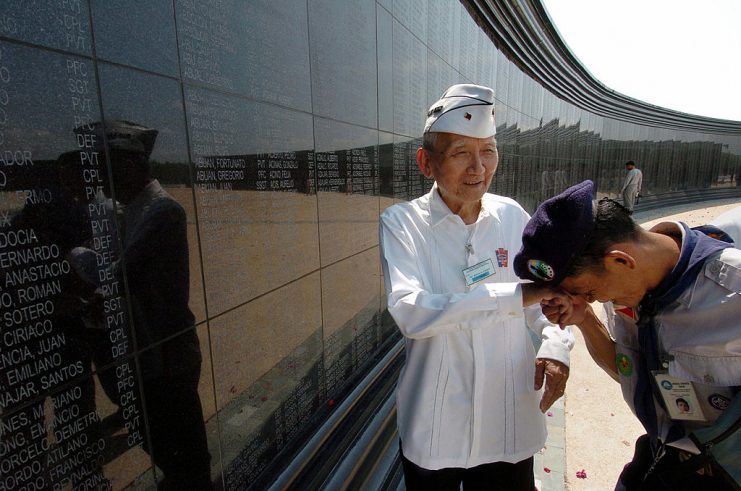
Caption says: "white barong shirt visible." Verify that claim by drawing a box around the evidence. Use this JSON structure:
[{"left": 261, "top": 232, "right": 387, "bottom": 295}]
[{"left": 379, "top": 183, "right": 574, "bottom": 470}]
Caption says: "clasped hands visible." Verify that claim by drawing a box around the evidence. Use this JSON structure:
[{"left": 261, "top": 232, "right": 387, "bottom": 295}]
[{"left": 528, "top": 286, "right": 590, "bottom": 412}]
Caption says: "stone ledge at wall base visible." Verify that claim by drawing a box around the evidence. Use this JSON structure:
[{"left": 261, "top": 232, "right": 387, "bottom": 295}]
[
  {"left": 266, "top": 331, "right": 405, "bottom": 491},
  {"left": 633, "top": 187, "right": 741, "bottom": 214}
]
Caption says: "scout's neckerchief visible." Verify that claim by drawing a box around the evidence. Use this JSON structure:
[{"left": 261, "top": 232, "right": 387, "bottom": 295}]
[{"left": 634, "top": 222, "right": 733, "bottom": 442}]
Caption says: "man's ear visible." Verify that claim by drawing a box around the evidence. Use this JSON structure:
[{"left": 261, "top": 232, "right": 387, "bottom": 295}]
[
  {"left": 416, "top": 147, "right": 433, "bottom": 178},
  {"left": 603, "top": 249, "right": 636, "bottom": 271}
]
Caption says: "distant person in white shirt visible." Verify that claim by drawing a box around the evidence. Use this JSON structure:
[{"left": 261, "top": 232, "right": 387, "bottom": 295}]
[
  {"left": 379, "top": 84, "right": 574, "bottom": 490},
  {"left": 620, "top": 160, "right": 643, "bottom": 213}
]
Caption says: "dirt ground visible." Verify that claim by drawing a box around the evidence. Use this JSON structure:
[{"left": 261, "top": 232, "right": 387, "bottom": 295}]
[{"left": 563, "top": 199, "right": 741, "bottom": 491}]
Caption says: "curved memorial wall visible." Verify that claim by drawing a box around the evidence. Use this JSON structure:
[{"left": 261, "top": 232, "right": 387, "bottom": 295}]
[{"left": 0, "top": 1, "right": 739, "bottom": 490}]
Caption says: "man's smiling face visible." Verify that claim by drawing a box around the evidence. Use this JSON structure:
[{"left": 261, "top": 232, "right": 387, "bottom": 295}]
[{"left": 421, "top": 132, "right": 498, "bottom": 215}]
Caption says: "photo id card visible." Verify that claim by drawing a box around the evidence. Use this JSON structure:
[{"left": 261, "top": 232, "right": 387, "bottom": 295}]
[
  {"left": 463, "top": 259, "right": 495, "bottom": 286},
  {"left": 652, "top": 372, "right": 707, "bottom": 422}
]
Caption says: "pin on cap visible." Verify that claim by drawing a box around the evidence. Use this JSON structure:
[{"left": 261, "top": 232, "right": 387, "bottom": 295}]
[{"left": 424, "top": 84, "right": 496, "bottom": 138}]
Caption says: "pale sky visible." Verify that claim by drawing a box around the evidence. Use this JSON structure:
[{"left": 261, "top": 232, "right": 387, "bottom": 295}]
[{"left": 541, "top": 0, "right": 741, "bottom": 122}]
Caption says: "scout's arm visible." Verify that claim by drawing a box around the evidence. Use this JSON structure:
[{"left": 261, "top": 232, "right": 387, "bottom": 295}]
[{"left": 542, "top": 296, "right": 618, "bottom": 382}]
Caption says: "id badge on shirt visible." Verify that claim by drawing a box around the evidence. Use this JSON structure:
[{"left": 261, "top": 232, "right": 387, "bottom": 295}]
[
  {"left": 652, "top": 371, "right": 707, "bottom": 422},
  {"left": 463, "top": 259, "right": 495, "bottom": 286}
]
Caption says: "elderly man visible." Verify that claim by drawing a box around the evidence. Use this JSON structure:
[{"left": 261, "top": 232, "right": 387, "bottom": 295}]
[
  {"left": 620, "top": 160, "right": 643, "bottom": 213},
  {"left": 379, "top": 84, "right": 574, "bottom": 490},
  {"left": 514, "top": 181, "right": 740, "bottom": 490}
]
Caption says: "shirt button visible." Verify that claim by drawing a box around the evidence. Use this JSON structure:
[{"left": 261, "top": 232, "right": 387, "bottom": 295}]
[{"left": 708, "top": 262, "right": 721, "bottom": 274}]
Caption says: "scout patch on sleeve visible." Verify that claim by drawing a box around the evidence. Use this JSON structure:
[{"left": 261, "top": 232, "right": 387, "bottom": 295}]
[{"left": 615, "top": 352, "right": 633, "bottom": 377}]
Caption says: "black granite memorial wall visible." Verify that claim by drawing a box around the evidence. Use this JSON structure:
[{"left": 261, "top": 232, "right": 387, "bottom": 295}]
[{"left": 1, "top": 1, "right": 740, "bottom": 490}]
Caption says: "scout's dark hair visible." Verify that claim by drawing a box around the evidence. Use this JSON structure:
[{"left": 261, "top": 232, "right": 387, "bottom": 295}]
[{"left": 563, "top": 198, "right": 640, "bottom": 278}]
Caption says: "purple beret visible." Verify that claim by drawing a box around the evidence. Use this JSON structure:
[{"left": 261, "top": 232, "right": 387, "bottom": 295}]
[{"left": 514, "top": 180, "right": 595, "bottom": 284}]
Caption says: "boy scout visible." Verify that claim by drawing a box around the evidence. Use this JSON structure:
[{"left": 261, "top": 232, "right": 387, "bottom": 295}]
[{"left": 514, "top": 180, "right": 740, "bottom": 490}]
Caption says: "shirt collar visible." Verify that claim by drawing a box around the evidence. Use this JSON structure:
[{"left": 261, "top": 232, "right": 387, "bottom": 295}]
[
  {"left": 427, "top": 182, "right": 493, "bottom": 227},
  {"left": 644, "top": 221, "right": 732, "bottom": 310}
]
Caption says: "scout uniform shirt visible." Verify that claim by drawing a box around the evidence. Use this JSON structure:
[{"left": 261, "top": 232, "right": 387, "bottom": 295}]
[
  {"left": 606, "top": 222, "right": 741, "bottom": 452},
  {"left": 379, "top": 183, "right": 574, "bottom": 470}
]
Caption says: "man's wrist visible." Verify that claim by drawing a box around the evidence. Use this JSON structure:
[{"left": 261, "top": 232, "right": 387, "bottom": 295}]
[
  {"left": 520, "top": 283, "right": 543, "bottom": 307},
  {"left": 576, "top": 304, "right": 600, "bottom": 330}
]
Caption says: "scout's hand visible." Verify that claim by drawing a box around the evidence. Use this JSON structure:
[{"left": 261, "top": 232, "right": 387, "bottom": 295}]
[
  {"left": 541, "top": 294, "right": 588, "bottom": 327},
  {"left": 534, "top": 358, "right": 569, "bottom": 412}
]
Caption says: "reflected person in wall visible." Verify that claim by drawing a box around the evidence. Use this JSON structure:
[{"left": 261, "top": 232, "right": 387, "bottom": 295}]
[
  {"left": 620, "top": 160, "right": 643, "bottom": 213},
  {"left": 95, "top": 121, "right": 213, "bottom": 490},
  {"left": 56, "top": 150, "right": 124, "bottom": 416},
  {"left": 379, "top": 84, "right": 575, "bottom": 490},
  {"left": 0, "top": 153, "right": 111, "bottom": 490}
]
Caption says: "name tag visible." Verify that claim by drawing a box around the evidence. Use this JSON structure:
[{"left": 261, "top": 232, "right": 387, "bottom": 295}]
[
  {"left": 463, "top": 259, "right": 495, "bottom": 286},
  {"left": 653, "top": 372, "right": 707, "bottom": 422}
]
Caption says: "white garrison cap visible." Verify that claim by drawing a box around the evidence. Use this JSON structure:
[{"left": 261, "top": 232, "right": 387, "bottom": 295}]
[
  {"left": 75, "top": 120, "right": 158, "bottom": 158},
  {"left": 424, "top": 84, "right": 496, "bottom": 138}
]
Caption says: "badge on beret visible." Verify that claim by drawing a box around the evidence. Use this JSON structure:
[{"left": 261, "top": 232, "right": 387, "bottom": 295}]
[
  {"left": 527, "top": 259, "right": 554, "bottom": 281},
  {"left": 615, "top": 353, "right": 633, "bottom": 377}
]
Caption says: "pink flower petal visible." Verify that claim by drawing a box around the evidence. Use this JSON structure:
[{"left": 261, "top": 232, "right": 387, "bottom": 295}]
[{"left": 546, "top": 411, "right": 553, "bottom": 417}]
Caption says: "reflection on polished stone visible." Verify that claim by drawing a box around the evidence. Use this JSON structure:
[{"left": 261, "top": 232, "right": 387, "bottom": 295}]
[
  {"left": 90, "top": 325, "right": 217, "bottom": 489},
  {"left": 322, "top": 249, "right": 383, "bottom": 395},
  {"left": 314, "top": 118, "right": 380, "bottom": 264},
  {"left": 198, "top": 190, "right": 320, "bottom": 315},
  {"left": 184, "top": 86, "right": 318, "bottom": 316},
  {"left": 91, "top": 0, "right": 178, "bottom": 76},
  {"left": 308, "top": 0, "right": 377, "bottom": 128},
  {"left": 394, "top": 0, "right": 427, "bottom": 42},
  {"left": 210, "top": 273, "right": 323, "bottom": 487},
  {"left": 392, "top": 18, "right": 427, "bottom": 137},
  {"left": 96, "top": 64, "right": 207, "bottom": 324},
  {"left": 318, "top": 192, "right": 379, "bottom": 265},
  {"left": 377, "top": 6, "right": 394, "bottom": 133},
  {"left": 174, "top": 0, "right": 311, "bottom": 111},
  {"left": 1, "top": 1, "right": 92, "bottom": 54},
  {"left": 0, "top": 42, "right": 100, "bottom": 161},
  {"left": 392, "top": 137, "right": 430, "bottom": 202},
  {"left": 209, "top": 273, "right": 322, "bottom": 409},
  {"left": 427, "top": 50, "right": 458, "bottom": 111},
  {"left": 1, "top": 1, "right": 739, "bottom": 489}
]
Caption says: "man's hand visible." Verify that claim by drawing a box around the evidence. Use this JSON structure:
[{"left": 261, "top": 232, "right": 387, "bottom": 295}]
[
  {"left": 540, "top": 294, "right": 588, "bottom": 328},
  {"left": 534, "top": 358, "right": 569, "bottom": 412},
  {"left": 521, "top": 284, "right": 571, "bottom": 312}
]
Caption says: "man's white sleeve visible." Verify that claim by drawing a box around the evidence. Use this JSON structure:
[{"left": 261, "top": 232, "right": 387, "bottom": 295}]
[
  {"left": 380, "top": 216, "right": 524, "bottom": 339},
  {"left": 525, "top": 304, "right": 574, "bottom": 367}
]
